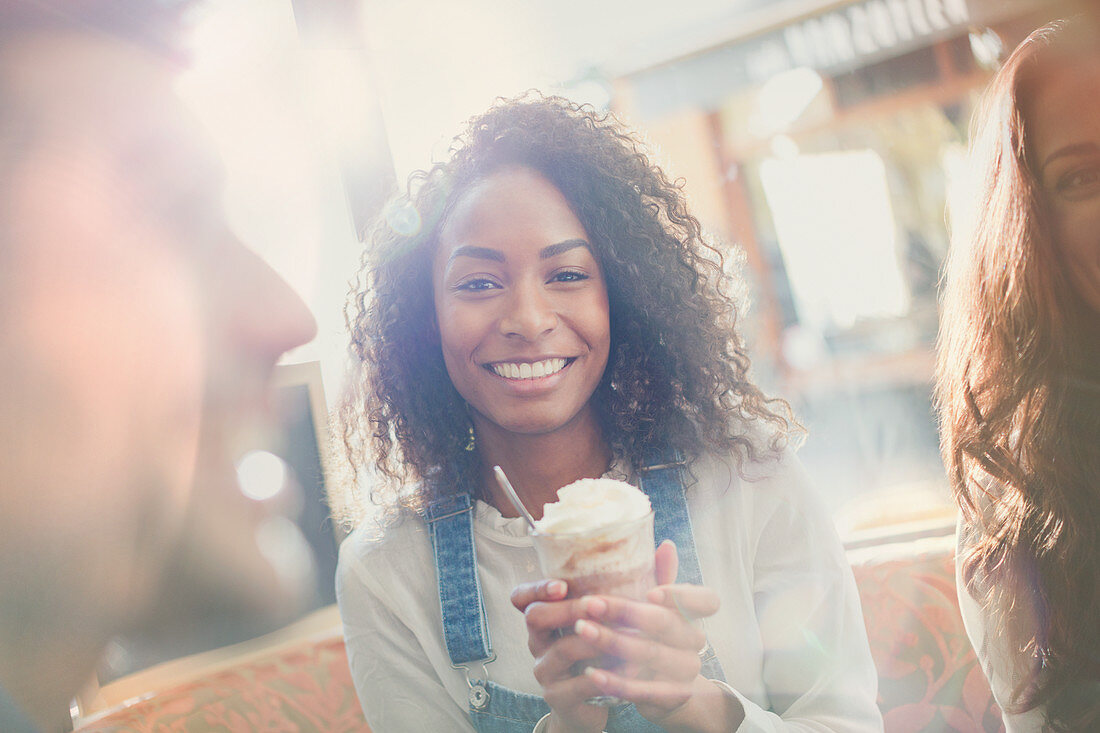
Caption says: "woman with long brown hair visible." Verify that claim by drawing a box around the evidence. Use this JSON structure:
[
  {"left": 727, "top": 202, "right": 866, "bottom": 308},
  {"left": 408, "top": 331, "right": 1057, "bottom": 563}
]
[{"left": 936, "top": 17, "right": 1100, "bottom": 732}]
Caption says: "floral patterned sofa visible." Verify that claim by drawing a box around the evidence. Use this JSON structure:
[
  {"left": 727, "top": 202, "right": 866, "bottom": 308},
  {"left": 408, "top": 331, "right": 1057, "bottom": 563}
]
[
  {"left": 75, "top": 632, "right": 367, "bottom": 733},
  {"left": 850, "top": 535, "right": 1004, "bottom": 732},
  {"left": 76, "top": 535, "right": 1002, "bottom": 732}
]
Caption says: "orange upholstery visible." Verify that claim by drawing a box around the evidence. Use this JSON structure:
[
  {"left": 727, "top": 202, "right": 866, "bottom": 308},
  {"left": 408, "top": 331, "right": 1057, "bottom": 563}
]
[
  {"left": 75, "top": 635, "right": 369, "bottom": 732},
  {"left": 77, "top": 541, "right": 1003, "bottom": 732},
  {"left": 853, "top": 546, "right": 1004, "bottom": 733}
]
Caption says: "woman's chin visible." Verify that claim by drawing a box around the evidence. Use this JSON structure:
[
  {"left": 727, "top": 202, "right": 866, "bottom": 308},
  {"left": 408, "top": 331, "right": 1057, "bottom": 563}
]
[{"left": 478, "top": 404, "right": 599, "bottom": 441}]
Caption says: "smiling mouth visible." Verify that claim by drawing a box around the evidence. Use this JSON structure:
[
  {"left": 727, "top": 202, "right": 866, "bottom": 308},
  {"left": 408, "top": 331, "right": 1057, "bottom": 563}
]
[{"left": 485, "top": 357, "right": 574, "bottom": 380}]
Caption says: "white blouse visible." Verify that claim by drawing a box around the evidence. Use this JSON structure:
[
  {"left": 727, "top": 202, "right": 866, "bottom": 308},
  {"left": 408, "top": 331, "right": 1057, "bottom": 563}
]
[
  {"left": 337, "top": 448, "right": 883, "bottom": 732},
  {"left": 955, "top": 520, "right": 1047, "bottom": 733}
]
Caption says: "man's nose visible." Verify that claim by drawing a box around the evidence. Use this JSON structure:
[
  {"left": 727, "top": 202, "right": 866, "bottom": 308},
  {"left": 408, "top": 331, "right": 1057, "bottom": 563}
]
[
  {"left": 219, "top": 242, "right": 317, "bottom": 358},
  {"left": 498, "top": 280, "right": 557, "bottom": 341}
]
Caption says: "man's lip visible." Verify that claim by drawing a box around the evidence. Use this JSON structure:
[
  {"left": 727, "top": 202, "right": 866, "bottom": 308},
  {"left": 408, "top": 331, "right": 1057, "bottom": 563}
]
[
  {"left": 207, "top": 366, "right": 279, "bottom": 414},
  {"left": 209, "top": 391, "right": 275, "bottom": 425},
  {"left": 207, "top": 388, "right": 282, "bottom": 460}
]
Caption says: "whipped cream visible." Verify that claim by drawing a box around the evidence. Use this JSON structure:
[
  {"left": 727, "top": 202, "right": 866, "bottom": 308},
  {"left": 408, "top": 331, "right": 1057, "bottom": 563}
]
[{"left": 534, "top": 478, "right": 651, "bottom": 535}]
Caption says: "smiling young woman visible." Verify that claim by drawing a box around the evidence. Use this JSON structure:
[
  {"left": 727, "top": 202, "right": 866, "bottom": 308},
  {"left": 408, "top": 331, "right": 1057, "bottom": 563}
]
[
  {"left": 337, "top": 96, "right": 882, "bottom": 733},
  {"left": 936, "top": 17, "right": 1100, "bottom": 733},
  {"left": 431, "top": 168, "right": 612, "bottom": 474}
]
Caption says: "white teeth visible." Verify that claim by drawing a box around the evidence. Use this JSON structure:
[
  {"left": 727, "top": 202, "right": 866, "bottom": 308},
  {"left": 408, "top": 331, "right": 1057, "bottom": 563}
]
[{"left": 491, "top": 358, "right": 567, "bottom": 380}]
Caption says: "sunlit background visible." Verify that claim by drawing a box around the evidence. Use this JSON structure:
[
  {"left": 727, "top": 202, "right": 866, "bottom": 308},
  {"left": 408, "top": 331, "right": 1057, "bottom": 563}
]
[{"left": 177, "top": 0, "right": 1059, "bottom": 540}]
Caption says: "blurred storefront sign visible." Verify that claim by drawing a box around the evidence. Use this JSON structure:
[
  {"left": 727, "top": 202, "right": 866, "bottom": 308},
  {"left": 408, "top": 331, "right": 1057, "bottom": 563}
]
[
  {"left": 609, "top": 0, "right": 1064, "bottom": 516},
  {"left": 781, "top": 0, "right": 971, "bottom": 74},
  {"left": 625, "top": 0, "right": 1050, "bottom": 121}
]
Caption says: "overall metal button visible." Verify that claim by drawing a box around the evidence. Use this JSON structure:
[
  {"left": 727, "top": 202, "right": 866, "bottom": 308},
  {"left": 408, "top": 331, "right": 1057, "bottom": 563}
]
[{"left": 469, "top": 683, "right": 490, "bottom": 710}]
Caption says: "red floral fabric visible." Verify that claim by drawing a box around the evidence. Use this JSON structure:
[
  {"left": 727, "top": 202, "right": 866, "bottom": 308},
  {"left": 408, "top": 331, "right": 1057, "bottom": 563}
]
[
  {"left": 76, "top": 635, "right": 369, "bottom": 733},
  {"left": 853, "top": 551, "right": 1004, "bottom": 733}
]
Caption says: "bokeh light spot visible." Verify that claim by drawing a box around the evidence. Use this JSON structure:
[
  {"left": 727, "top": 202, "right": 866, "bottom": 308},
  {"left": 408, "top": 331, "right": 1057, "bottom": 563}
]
[{"left": 236, "top": 449, "right": 288, "bottom": 501}]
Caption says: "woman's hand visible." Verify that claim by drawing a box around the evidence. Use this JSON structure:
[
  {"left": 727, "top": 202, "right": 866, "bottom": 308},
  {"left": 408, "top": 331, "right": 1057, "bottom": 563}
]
[
  {"left": 511, "top": 541, "right": 741, "bottom": 733},
  {"left": 576, "top": 541, "right": 742, "bottom": 732},
  {"left": 511, "top": 579, "right": 609, "bottom": 733}
]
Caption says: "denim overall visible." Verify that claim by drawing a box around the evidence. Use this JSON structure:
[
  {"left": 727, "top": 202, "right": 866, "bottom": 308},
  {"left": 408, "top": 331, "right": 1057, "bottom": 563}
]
[{"left": 424, "top": 450, "right": 727, "bottom": 732}]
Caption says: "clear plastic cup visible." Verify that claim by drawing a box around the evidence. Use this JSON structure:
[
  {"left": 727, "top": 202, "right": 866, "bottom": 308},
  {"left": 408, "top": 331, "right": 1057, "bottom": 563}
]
[
  {"left": 530, "top": 511, "right": 656, "bottom": 706},
  {"left": 530, "top": 511, "right": 656, "bottom": 601}
]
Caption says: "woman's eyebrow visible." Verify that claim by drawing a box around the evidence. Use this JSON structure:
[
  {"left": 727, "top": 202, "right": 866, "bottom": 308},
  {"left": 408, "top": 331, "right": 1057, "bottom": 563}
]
[
  {"left": 447, "top": 245, "right": 505, "bottom": 265},
  {"left": 1041, "top": 141, "right": 1100, "bottom": 176},
  {"left": 539, "top": 238, "right": 590, "bottom": 259}
]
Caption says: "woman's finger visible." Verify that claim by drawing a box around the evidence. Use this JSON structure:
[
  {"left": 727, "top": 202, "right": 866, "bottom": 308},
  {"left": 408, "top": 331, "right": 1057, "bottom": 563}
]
[
  {"left": 541, "top": 675, "right": 611, "bottom": 732},
  {"left": 577, "top": 596, "right": 707, "bottom": 651},
  {"left": 542, "top": 675, "right": 608, "bottom": 714},
  {"left": 645, "top": 583, "right": 721, "bottom": 619},
  {"left": 510, "top": 579, "right": 568, "bottom": 613},
  {"left": 532, "top": 633, "right": 601, "bottom": 684},
  {"left": 524, "top": 596, "right": 595, "bottom": 632},
  {"left": 574, "top": 619, "right": 701, "bottom": 681},
  {"left": 584, "top": 666, "right": 695, "bottom": 710},
  {"left": 523, "top": 596, "right": 601, "bottom": 656},
  {"left": 654, "top": 540, "right": 678, "bottom": 586}
]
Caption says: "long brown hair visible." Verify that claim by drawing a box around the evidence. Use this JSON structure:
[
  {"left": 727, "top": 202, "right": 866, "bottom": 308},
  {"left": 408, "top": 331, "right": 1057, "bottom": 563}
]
[
  {"left": 936, "top": 19, "right": 1100, "bottom": 730},
  {"left": 342, "top": 95, "right": 796, "bottom": 521}
]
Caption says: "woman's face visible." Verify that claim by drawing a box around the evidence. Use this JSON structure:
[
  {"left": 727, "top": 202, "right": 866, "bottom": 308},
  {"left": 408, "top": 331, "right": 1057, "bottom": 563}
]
[
  {"left": 431, "top": 167, "right": 611, "bottom": 438},
  {"left": 1027, "top": 56, "right": 1100, "bottom": 314}
]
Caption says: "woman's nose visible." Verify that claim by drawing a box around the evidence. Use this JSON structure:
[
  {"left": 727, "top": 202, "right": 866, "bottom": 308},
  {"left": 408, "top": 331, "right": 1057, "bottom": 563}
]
[{"left": 498, "top": 280, "right": 557, "bottom": 341}]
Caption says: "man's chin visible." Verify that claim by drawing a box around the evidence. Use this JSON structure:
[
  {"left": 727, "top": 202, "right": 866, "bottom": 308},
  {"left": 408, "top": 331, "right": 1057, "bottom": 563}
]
[
  {"left": 123, "top": 522, "right": 314, "bottom": 661},
  {"left": 126, "top": 464, "right": 316, "bottom": 653},
  {"left": 115, "top": 407, "right": 321, "bottom": 663}
]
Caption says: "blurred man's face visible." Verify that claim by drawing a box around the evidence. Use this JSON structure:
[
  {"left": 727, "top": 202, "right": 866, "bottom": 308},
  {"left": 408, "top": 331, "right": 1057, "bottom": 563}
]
[{"left": 0, "top": 31, "right": 316, "bottom": 634}]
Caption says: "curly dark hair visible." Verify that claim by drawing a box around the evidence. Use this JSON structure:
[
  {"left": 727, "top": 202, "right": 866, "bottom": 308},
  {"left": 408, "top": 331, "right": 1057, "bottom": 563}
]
[{"left": 342, "top": 94, "right": 795, "bottom": 517}]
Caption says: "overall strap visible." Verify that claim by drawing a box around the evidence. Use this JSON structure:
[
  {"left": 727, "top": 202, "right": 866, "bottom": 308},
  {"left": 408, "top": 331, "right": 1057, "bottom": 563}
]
[
  {"left": 638, "top": 446, "right": 704, "bottom": 586},
  {"left": 638, "top": 446, "right": 727, "bottom": 683},
  {"left": 424, "top": 492, "right": 493, "bottom": 665}
]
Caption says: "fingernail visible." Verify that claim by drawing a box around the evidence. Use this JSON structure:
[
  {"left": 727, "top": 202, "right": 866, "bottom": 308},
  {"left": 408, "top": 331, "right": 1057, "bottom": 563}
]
[
  {"left": 580, "top": 596, "right": 607, "bottom": 617},
  {"left": 574, "top": 619, "right": 597, "bottom": 640},
  {"left": 584, "top": 667, "right": 608, "bottom": 685},
  {"left": 547, "top": 580, "right": 567, "bottom": 597}
]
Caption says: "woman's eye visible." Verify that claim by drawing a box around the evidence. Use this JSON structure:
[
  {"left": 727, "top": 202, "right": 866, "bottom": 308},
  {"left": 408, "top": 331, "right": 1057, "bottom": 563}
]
[
  {"left": 1059, "top": 165, "right": 1100, "bottom": 192},
  {"left": 455, "top": 278, "right": 499, "bottom": 292},
  {"left": 550, "top": 270, "right": 589, "bottom": 283}
]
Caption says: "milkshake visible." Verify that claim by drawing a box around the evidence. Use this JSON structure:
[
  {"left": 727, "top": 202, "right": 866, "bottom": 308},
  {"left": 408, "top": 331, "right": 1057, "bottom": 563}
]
[
  {"left": 531, "top": 478, "right": 656, "bottom": 704},
  {"left": 531, "top": 478, "right": 656, "bottom": 601}
]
